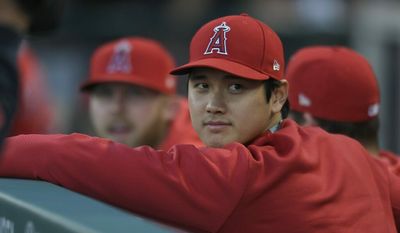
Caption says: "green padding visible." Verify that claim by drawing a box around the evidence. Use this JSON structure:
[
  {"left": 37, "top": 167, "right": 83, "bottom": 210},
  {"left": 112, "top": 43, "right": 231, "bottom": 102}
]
[{"left": 0, "top": 178, "right": 185, "bottom": 233}]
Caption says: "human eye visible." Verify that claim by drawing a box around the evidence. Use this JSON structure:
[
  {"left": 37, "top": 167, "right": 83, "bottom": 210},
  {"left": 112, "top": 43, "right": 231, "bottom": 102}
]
[
  {"left": 126, "top": 86, "right": 155, "bottom": 98},
  {"left": 189, "top": 79, "right": 209, "bottom": 93},
  {"left": 189, "top": 74, "right": 210, "bottom": 93},
  {"left": 92, "top": 85, "right": 113, "bottom": 98},
  {"left": 125, "top": 88, "right": 142, "bottom": 99},
  {"left": 228, "top": 83, "right": 243, "bottom": 93},
  {"left": 194, "top": 83, "right": 209, "bottom": 90}
]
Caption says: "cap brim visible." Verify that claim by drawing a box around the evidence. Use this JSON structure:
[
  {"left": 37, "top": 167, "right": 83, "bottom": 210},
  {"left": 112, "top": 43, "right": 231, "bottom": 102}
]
[
  {"left": 80, "top": 78, "right": 130, "bottom": 92},
  {"left": 80, "top": 74, "right": 165, "bottom": 93},
  {"left": 170, "top": 58, "right": 271, "bottom": 80}
]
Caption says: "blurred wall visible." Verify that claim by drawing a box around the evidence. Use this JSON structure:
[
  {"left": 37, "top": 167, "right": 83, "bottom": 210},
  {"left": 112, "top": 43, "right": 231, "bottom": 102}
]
[{"left": 351, "top": 1, "right": 400, "bottom": 153}]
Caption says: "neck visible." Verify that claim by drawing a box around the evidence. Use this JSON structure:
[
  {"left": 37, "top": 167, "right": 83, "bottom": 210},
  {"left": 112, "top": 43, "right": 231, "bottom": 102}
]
[
  {"left": 364, "top": 143, "right": 380, "bottom": 157},
  {"left": 266, "top": 113, "right": 282, "bottom": 132}
]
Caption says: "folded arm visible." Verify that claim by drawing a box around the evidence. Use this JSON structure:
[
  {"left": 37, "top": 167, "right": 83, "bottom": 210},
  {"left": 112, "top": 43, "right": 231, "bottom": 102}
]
[{"left": 0, "top": 133, "right": 250, "bottom": 232}]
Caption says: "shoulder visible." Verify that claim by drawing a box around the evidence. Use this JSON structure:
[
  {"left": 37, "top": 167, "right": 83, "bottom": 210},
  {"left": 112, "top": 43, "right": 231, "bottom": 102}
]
[{"left": 247, "top": 119, "right": 370, "bottom": 164}]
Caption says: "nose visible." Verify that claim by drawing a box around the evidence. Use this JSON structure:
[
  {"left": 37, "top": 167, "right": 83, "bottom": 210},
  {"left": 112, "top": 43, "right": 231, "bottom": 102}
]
[
  {"left": 205, "top": 92, "right": 226, "bottom": 114},
  {"left": 109, "top": 91, "right": 125, "bottom": 114}
]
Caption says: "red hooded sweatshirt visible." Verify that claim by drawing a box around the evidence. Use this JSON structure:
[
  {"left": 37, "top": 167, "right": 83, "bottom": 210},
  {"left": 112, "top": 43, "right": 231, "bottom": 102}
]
[
  {"left": 0, "top": 120, "right": 399, "bottom": 233},
  {"left": 379, "top": 150, "right": 400, "bottom": 177}
]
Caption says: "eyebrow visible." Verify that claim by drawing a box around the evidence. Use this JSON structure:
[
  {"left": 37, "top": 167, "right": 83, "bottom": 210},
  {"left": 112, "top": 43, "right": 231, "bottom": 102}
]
[
  {"left": 222, "top": 75, "right": 243, "bottom": 81},
  {"left": 188, "top": 74, "right": 206, "bottom": 81}
]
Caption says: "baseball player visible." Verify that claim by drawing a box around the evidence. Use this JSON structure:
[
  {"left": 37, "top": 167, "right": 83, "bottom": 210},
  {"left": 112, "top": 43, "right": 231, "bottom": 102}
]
[
  {"left": 0, "top": 0, "right": 24, "bottom": 149},
  {"left": 0, "top": 0, "right": 64, "bottom": 149},
  {"left": 286, "top": 45, "right": 400, "bottom": 175},
  {"left": 9, "top": 43, "right": 55, "bottom": 135},
  {"left": 1, "top": 14, "right": 400, "bottom": 233},
  {"left": 80, "top": 37, "right": 202, "bottom": 149}
]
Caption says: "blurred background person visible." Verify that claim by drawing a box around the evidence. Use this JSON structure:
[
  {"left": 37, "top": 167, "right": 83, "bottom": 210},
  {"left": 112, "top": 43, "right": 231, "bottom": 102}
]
[
  {"left": 286, "top": 45, "right": 400, "bottom": 175},
  {"left": 80, "top": 37, "right": 202, "bottom": 149},
  {"left": 0, "top": 0, "right": 26, "bottom": 149},
  {"left": 0, "top": 0, "right": 63, "bottom": 149},
  {"left": 9, "top": 42, "right": 55, "bottom": 136}
]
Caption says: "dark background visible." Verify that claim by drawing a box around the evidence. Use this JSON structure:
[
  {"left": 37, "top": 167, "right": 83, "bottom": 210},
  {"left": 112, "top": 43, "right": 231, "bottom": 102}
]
[{"left": 25, "top": 0, "right": 400, "bottom": 153}]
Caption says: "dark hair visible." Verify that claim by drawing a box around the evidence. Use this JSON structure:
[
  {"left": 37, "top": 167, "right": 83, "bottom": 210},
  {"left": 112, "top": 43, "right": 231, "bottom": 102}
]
[
  {"left": 264, "top": 79, "right": 290, "bottom": 119},
  {"left": 290, "top": 110, "right": 379, "bottom": 145}
]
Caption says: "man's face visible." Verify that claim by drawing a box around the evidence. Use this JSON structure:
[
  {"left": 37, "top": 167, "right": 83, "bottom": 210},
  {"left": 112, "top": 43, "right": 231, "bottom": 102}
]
[
  {"left": 88, "top": 83, "right": 170, "bottom": 147},
  {"left": 188, "top": 68, "right": 280, "bottom": 148}
]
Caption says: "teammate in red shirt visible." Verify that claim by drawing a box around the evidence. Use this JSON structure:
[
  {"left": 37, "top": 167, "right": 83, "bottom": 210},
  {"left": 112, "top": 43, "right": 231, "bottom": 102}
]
[
  {"left": 80, "top": 37, "right": 202, "bottom": 149},
  {"left": 286, "top": 46, "right": 400, "bottom": 176},
  {"left": 0, "top": 0, "right": 64, "bottom": 148},
  {"left": 9, "top": 43, "right": 55, "bottom": 136},
  {"left": 1, "top": 14, "right": 400, "bottom": 233}
]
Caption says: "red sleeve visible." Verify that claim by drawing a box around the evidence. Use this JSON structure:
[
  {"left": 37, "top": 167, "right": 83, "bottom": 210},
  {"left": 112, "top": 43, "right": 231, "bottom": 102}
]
[
  {"left": 388, "top": 168, "right": 400, "bottom": 229},
  {"left": 0, "top": 133, "right": 250, "bottom": 232}
]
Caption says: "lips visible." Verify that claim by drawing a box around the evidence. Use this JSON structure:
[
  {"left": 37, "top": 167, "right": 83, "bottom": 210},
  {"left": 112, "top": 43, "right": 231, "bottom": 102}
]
[
  {"left": 203, "top": 120, "right": 232, "bottom": 133},
  {"left": 106, "top": 124, "right": 133, "bottom": 142}
]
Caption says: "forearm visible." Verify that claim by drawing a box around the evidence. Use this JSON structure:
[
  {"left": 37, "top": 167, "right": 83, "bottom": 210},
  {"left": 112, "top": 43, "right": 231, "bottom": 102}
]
[{"left": 0, "top": 133, "right": 250, "bottom": 232}]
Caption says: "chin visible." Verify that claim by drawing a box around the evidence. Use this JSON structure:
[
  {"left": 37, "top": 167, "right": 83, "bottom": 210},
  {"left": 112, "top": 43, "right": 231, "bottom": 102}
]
[
  {"left": 208, "top": 143, "right": 223, "bottom": 148},
  {"left": 201, "top": 133, "right": 235, "bottom": 148},
  {"left": 109, "top": 137, "right": 130, "bottom": 146},
  {"left": 203, "top": 138, "right": 231, "bottom": 148}
]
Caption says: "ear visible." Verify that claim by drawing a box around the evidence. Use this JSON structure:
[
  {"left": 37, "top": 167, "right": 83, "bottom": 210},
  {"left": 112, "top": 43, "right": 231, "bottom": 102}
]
[
  {"left": 162, "top": 96, "right": 180, "bottom": 122},
  {"left": 302, "top": 112, "right": 318, "bottom": 126},
  {"left": 271, "top": 79, "right": 288, "bottom": 114}
]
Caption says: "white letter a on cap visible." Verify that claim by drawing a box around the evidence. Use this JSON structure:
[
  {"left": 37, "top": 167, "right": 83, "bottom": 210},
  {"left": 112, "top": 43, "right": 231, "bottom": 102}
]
[
  {"left": 204, "top": 22, "right": 231, "bottom": 55},
  {"left": 107, "top": 40, "right": 132, "bottom": 74}
]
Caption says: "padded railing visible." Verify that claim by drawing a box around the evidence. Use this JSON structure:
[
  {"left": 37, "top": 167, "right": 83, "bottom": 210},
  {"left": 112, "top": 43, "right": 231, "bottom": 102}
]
[{"left": 0, "top": 178, "right": 185, "bottom": 233}]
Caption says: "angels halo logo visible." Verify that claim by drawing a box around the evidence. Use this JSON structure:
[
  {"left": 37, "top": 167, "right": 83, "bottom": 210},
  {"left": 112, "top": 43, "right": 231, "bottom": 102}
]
[{"left": 204, "top": 22, "right": 231, "bottom": 55}]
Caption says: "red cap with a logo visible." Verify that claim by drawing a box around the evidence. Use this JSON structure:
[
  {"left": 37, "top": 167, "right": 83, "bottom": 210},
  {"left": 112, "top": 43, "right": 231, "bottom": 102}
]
[
  {"left": 81, "top": 37, "right": 176, "bottom": 94},
  {"left": 171, "top": 13, "right": 284, "bottom": 80},
  {"left": 287, "top": 46, "right": 380, "bottom": 122}
]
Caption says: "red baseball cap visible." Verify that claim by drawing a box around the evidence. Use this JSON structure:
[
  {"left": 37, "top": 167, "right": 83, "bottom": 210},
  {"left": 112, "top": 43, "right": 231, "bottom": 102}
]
[
  {"left": 80, "top": 37, "right": 176, "bottom": 94},
  {"left": 170, "top": 13, "right": 284, "bottom": 80},
  {"left": 287, "top": 46, "right": 380, "bottom": 122}
]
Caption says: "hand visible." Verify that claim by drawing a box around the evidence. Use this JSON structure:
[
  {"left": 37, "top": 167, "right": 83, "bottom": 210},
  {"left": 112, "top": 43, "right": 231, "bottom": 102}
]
[
  {"left": 0, "top": 0, "right": 65, "bottom": 35},
  {"left": 0, "top": 0, "right": 30, "bottom": 33}
]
